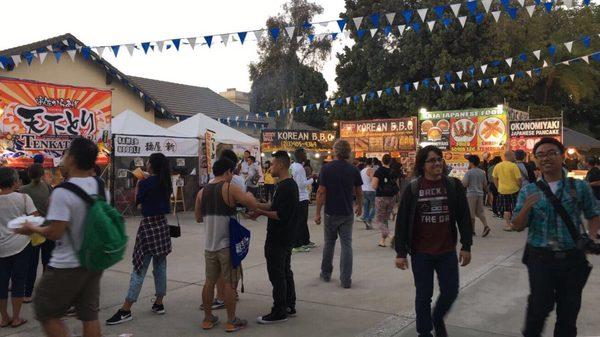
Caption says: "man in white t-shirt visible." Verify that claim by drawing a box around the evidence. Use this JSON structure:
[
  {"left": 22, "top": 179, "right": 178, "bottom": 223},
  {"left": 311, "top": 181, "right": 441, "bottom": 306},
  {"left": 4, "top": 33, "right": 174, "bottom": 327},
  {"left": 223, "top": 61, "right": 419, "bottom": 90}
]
[
  {"left": 240, "top": 150, "right": 251, "bottom": 179},
  {"left": 16, "top": 138, "right": 104, "bottom": 337},
  {"left": 291, "top": 148, "right": 315, "bottom": 252}
]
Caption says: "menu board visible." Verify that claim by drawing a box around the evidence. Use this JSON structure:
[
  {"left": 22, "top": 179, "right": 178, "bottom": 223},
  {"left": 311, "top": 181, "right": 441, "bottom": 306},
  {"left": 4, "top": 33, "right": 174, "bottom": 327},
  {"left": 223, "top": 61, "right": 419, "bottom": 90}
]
[
  {"left": 509, "top": 118, "right": 562, "bottom": 152},
  {"left": 340, "top": 118, "right": 417, "bottom": 152},
  {"left": 261, "top": 130, "right": 337, "bottom": 152},
  {"left": 419, "top": 107, "right": 507, "bottom": 152}
]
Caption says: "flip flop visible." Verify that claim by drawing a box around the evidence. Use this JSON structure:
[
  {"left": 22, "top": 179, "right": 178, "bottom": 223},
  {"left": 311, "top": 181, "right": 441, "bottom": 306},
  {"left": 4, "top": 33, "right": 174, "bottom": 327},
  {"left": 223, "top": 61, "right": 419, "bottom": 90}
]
[
  {"left": 378, "top": 244, "right": 386, "bottom": 247},
  {"left": 482, "top": 227, "right": 491, "bottom": 237},
  {"left": 0, "top": 320, "right": 12, "bottom": 328},
  {"left": 11, "top": 319, "right": 27, "bottom": 328}
]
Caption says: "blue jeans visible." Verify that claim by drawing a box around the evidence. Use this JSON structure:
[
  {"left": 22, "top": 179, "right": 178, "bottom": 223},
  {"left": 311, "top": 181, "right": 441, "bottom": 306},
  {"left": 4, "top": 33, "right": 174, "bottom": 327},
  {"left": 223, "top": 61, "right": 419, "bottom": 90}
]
[
  {"left": 361, "top": 191, "right": 376, "bottom": 222},
  {"left": 411, "top": 251, "right": 459, "bottom": 337},
  {"left": 125, "top": 255, "right": 167, "bottom": 303},
  {"left": 321, "top": 214, "right": 354, "bottom": 285}
]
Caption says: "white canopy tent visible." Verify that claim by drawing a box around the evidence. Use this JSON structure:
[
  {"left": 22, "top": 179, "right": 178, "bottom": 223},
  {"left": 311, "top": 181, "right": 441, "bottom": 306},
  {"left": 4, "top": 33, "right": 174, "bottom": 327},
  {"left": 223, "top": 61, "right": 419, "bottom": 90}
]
[
  {"left": 168, "top": 113, "right": 259, "bottom": 146},
  {"left": 112, "top": 109, "right": 183, "bottom": 137}
]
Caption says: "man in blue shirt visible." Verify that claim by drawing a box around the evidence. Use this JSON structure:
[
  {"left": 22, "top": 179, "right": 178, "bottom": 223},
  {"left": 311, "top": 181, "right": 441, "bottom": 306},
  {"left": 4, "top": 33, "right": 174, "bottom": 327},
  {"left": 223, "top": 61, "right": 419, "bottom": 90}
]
[{"left": 512, "top": 137, "right": 600, "bottom": 337}]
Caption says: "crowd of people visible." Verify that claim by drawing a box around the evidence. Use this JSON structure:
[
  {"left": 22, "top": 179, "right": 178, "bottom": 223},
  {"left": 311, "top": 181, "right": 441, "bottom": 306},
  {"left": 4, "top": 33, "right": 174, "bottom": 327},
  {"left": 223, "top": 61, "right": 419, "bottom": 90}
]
[{"left": 0, "top": 136, "right": 599, "bottom": 337}]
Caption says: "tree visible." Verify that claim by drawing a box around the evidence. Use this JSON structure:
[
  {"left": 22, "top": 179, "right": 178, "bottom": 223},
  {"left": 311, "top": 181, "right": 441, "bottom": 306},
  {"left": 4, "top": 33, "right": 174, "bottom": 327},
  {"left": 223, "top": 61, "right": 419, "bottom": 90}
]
[{"left": 249, "top": 0, "right": 331, "bottom": 129}]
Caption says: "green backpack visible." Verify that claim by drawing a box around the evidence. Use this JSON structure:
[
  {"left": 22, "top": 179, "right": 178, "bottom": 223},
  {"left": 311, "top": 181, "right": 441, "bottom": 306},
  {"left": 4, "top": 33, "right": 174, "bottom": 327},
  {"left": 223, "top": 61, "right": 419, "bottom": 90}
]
[{"left": 58, "top": 178, "right": 128, "bottom": 271}]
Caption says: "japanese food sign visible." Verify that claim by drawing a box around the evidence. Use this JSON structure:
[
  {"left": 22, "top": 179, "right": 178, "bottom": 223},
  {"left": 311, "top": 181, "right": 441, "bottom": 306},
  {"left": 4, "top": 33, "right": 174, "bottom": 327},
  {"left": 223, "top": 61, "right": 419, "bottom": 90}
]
[
  {"left": 261, "top": 129, "right": 337, "bottom": 152},
  {"left": 340, "top": 117, "right": 417, "bottom": 153},
  {"left": 0, "top": 78, "right": 111, "bottom": 167},
  {"left": 509, "top": 118, "right": 562, "bottom": 152}
]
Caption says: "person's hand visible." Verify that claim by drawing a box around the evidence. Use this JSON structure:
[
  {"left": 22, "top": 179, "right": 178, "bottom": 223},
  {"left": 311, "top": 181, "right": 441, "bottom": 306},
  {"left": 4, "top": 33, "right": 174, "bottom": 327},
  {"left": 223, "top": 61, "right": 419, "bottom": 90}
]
[
  {"left": 314, "top": 214, "right": 321, "bottom": 225},
  {"left": 395, "top": 257, "right": 409, "bottom": 270},
  {"left": 246, "top": 210, "right": 260, "bottom": 220},
  {"left": 459, "top": 250, "right": 472, "bottom": 267},
  {"left": 523, "top": 193, "right": 541, "bottom": 210},
  {"left": 13, "top": 222, "right": 36, "bottom": 236},
  {"left": 588, "top": 217, "right": 600, "bottom": 241},
  {"left": 355, "top": 205, "right": 362, "bottom": 217}
]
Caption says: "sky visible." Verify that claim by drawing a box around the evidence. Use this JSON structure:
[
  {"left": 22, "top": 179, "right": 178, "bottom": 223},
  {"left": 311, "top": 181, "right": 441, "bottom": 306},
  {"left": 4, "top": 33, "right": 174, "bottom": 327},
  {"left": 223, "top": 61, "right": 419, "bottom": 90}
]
[{"left": 2, "top": 0, "right": 349, "bottom": 96}]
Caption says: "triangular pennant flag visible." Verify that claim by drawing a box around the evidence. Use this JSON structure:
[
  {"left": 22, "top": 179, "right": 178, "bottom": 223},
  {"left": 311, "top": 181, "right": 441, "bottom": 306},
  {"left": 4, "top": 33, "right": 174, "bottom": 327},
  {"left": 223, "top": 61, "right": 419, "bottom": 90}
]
[
  {"left": 533, "top": 50, "right": 541, "bottom": 59},
  {"left": 517, "top": 0, "right": 525, "bottom": 5},
  {"left": 403, "top": 10, "right": 413, "bottom": 23},
  {"left": 331, "top": 100, "right": 336, "bottom": 107},
  {"left": 204, "top": 36, "right": 213, "bottom": 48},
  {"left": 319, "top": 22, "right": 329, "bottom": 28},
  {"left": 450, "top": 3, "right": 462, "bottom": 17},
  {"left": 412, "top": 22, "right": 421, "bottom": 33},
  {"left": 501, "top": 0, "right": 510, "bottom": 9},
  {"left": 67, "top": 49, "right": 76, "bottom": 61},
  {"left": 253, "top": 30, "right": 263, "bottom": 42},
  {"left": 510, "top": 74, "right": 515, "bottom": 81},
  {"left": 582, "top": 55, "right": 589, "bottom": 63},
  {"left": 337, "top": 19, "right": 347, "bottom": 32},
  {"left": 172, "top": 38, "right": 181, "bottom": 51},
  {"left": 157, "top": 40, "right": 165, "bottom": 51},
  {"left": 457, "top": 71, "right": 463, "bottom": 79},
  {"left": 398, "top": 25, "right": 406, "bottom": 35},
  {"left": 434, "top": 76, "right": 441, "bottom": 84},
  {"left": 111, "top": 45, "right": 120, "bottom": 57},
  {"left": 221, "top": 34, "right": 230, "bottom": 47},
  {"left": 356, "top": 30, "right": 366, "bottom": 39},
  {"left": 285, "top": 26, "right": 295, "bottom": 38},
  {"left": 526, "top": 5, "right": 535, "bottom": 17},
  {"left": 23, "top": 53, "right": 34, "bottom": 66},
  {"left": 443, "top": 18, "right": 452, "bottom": 28},
  {"left": 466, "top": 1, "right": 478, "bottom": 15},
  {"left": 394, "top": 86, "right": 401, "bottom": 93},
  {"left": 459, "top": 16, "right": 467, "bottom": 27},
  {"left": 413, "top": 81, "right": 420, "bottom": 90},
  {"left": 188, "top": 37, "right": 197, "bottom": 49},
  {"left": 125, "top": 44, "right": 135, "bottom": 56},
  {"left": 141, "top": 42, "right": 151, "bottom": 54},
  {"left": 302, "top": 106, "right": 307, "bottom": 112},
  {"left": 507, "top": 7, "right": 518, "bottom": 20},
  {"left": 427, "top": 21, "right": 435, "bottom": 31},
  {"left": 343, "top": 30, "right": 351, "bottom": 39},
  {"left": 361, "top": 93, "right": 367, "bottom": 101},
  {"left": 492, "top": 11, "right": 501, "bottom": 22},
  {"left": 526, "top": 70, "right": 532, "bottom": 77},
  {"left": 544, "top": 2, "right": 553, "bottom": 13},
  {"left": 492, "top": 77, "right": 498, "bottom": 84},
  {"left": 582, "top": 35, "right": 591, "bottom": 48},
  {"left": 370, "top": 28, "right": 378, "bottom": 37},
  {"left": 385, "top": 13, "right": 396, "bottom": 25},
  {"left": 38, "top": 51, "right": 47, "bottom": 64},
  {"left": 434, "top": 5, "right": 446, "bottom": 19},
  {"left": 417, "top": 8, "right": 428, "bottom": 22},
  {"left": 316, "top": 103, "right": 321, "bottom": 109},
  {"left": 297, "top": 36, "right": 304, "bottom": 43},
  {"left": 53, "top": 51, "right": 62, "bottom": 63},
  {"left": 563, "top": 0, "right": 573, "bottom": 7},
  {"left": 548, "top": 44, "right": 556, "bottom": 56},
  {"left": 346, "top": 97, "right": 351, "bottom": 104},
  {"left": 519, "top": 52, "right": 527, "bottom": 62},
  {"left": 450, "top": 83, "right": 456, "bottom": 89},
  {"left": 377, "top": 90, "right": 383, "bottom": 97},
  {"left": 584, "top": 0, "right": 591, "bottom": 5},
  {"left": 476, "top": 13, "right": 484, "bottom": 25},
  {"left": 370, "top": 13, "right": 380, "bottom": 27},
  {"left": 353, "top": 16, "right": 364, "bottom": 28},
  {"left": 95, "top": 46, "right": 105, "bottom": 58},
  {"left": 481, "top": 64, "right": 488, "bottom": 74},
  {"left": 543, "top": 60, "right": 549, "bottom": 67},
  {"left": 11, "top": 55, "right": 21, "bottom": 66},
  {"left": 269, "top": 28, "right": 280, "bottom": 42},
  {"left": 564, "top": 41, "right": 573, "bottom": 53},
  {"left": 478, "top": 80, "right": 483, "bottom": 86},
  {"left": 506, "top": 57, "right": 513, "bottom": 67},
  {"left": 383, "top": 26, "right": 392, "bottom": 36},
  {"left": 385, "top": 88, "right": 393, "bottom": 96},
  {"left": 482, "top": 0, "right": 493, "bottom": 12}
]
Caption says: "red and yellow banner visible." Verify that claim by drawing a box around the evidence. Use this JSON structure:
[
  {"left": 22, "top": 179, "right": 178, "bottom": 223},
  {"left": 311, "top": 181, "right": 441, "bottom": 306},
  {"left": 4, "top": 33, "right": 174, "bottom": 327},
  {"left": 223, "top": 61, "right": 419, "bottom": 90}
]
[{"left": 0, "top": 78, "right": 112, "bottom": 168}]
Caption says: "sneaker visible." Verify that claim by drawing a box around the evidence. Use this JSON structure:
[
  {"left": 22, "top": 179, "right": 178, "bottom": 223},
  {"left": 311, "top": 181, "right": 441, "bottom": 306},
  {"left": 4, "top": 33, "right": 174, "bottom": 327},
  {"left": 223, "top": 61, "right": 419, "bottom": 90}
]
[
  {"left": 286, "top": 307, "right": 297, "bottom": 317},
  {"left": 304, "top": 242, "right": 317, "bottom": 249},
  {"left": 202, "top": 314, "right": 219, "bottom": 330},
  {"left": 433, "top": 320, "right": 448, "bottom": 337},
  {"left": 225, "top": 317, "right": 248, "bottom": 332},
  {"left": 365, "top": 221, "right": 373, "bottom": 230},
  {"left": 319, "top": 273, "right": 331, "bottom": 282},
  {"left": 341, "top": 280, "right": 352, "bottom": 289},
  {"left": 257, "top": 311, "right": 288, "bottom": 324},
  {"left": 106, "top": 309, "right": 132, "bottom": 325},
  {"left": 292, "top": 246, "right": 310, "bottom": 253},
  {"left": 151, "top": 302, "right": 165, "bottom": 315},
  {"left": 200, "top": 299, "right": 226, "bottom": 310}
]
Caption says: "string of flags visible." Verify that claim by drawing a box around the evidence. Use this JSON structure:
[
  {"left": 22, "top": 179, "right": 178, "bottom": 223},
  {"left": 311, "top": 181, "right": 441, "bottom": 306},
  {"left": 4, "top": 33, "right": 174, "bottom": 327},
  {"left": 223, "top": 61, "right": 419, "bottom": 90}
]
[
  {"left": 0, "top": 0, "right": 593, "bottom": 68},
  {"left": 217, "top": 49, "right": 600, "bottom": 129}
]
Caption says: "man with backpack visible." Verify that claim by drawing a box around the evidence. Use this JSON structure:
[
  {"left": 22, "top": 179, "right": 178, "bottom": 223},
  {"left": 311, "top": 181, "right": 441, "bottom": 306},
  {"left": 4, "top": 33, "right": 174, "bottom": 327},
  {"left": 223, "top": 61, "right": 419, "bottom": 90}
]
[
  {"left": 372, "top": 154, "right": 399, "bottom": 247},
  {"left": 16, "top": 137, "right": 126, "bottom": 337}
]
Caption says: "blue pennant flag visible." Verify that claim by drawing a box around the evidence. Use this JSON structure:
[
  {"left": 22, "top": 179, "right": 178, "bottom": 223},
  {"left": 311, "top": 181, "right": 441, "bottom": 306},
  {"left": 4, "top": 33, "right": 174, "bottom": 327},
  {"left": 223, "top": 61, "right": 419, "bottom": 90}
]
[
  {"left": 423, "top": 78, "right": 430, "bottom": 88},
  {"left": 331, "top": 33, "right": 338, "bottom": 40},
  {"left": 204, "top": 36, "right": 213, "bottom": 48},
  {"left": 468, "top": 66, "right": 475, "bottom": 77},
  {"left": 507, "top": 7, "right": 518, "bottom": 20},
  {"left": 490, "top": 60, "right": 501, "bottom": 67},
  {"left": 53, "top": 51, "right": 62, "bottom": 63},
  {"left": 111, "top": 45, "right": 120, "bottom": 57},
  {"left": 483, "top": 78, "right": 491, "bottom": 85},
  {"left": 353, "top": 95, "right": 360, "bottom": 103},
  {"left": 412, "top": 22, "right": 421, "bottom": 33},
  {"left": 591, "top": 52, "right": 600, "bottom": 62},
  {"left": 582, "top": 35, "right": 591, "bottom": 48},
  {"left": 403, "top": 10, "right": 413, "bottom": 24},
  {"left": 24, "top": 52, "right": 34, "bottom": 65},
  {"left": 308, "top": 34, "right": 315, "bottom": 42},
  {"left": 443, "top": 17, "right": 452, "bottom": 28},
  {"left": 385, "top": 87, "right": 393, "bottom": 96},
  {"left": 516, "top": 71, "right": 525, "bottom": 78},
  {"left": 141, "top": 42, "right": 151, "bottom": 54},
  {"left": 166, "top": 45, "right": 172, "bottom": 50},
  {"left": 371, "top": 13, "right": 380, "bottom": 27},
  {"left": 583, "top": 0, "right": 591, "bottom": 5},
  {"left": 369, "top": 91, "right": 376, "bottom": 99},
  {"left": 323, "top": 100, "right": 329, "bottom": 108},
  {"left": 81, "top": 47, "right": 91, "bottom": 59},
  {"left": 238, "top": 32, "right": 247, "bottom": 44},
  {"left": 476, "top": 13, "right": 484, "bottom": 24},
  {"left": 356, "top": 30, "right": 366, "bottom": 39},
  {"left": 445, "top": 72, "right": 453, "bottom": 83},
  {"left": 499, "top": 76, "right": 507, "bottom": 83},
  {"left": 501, "top": 0, "right": 510, "bottom": 9},
  {"left": 466, "top": 1, "right": 477, "bottom": 15},
  {"left": 533, "top": 68, "right": 542, "bottom": 76},
  {"left": 404, "top": 83, "right": 411, "bottom": 92},
  {"left": 303, "top": 21, "right": 312, "bottom": 30},
  {"left": 534, "top": 0, "right": 542, "bottom": 4},
  {"left": 519, "top": 53, "right": 527, "bottom": 62},
  {"left": 548, "top": 44, "right": 556, "bottom": 57},
  {"left": 270, "top": 28, "right": 280, "bottom": 41},
  {"left": 172, "top": 39, "right": 181, "bottom": 50},
  {"left": 337, "top": 19, "right": 347, "bottom": 32},
  {"left": 544, "top": 2, "right": 553, "bottom": 13},
  {"left": 384, "top": 25, "right": 392, "bottom": 36},
  {"left": 337, "top": 98, "right": 344, "bottom": 105},
  {"left": 434, "top": 5, "right": 446, "bottom": 19},
  {"left": 295, "top": 107, "right": 301, "bottom": 113}
]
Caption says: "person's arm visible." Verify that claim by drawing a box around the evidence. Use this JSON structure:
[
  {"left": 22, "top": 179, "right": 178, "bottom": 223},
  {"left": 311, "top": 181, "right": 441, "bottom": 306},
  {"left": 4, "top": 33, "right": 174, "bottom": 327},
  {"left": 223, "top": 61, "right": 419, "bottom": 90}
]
[
  {"left": 453, "top": 179, "right": 473, "bottom": 255},
  {"left": 292, "top": 164, "right": 311, "bottom": 191},
  {"left": 589, "top": 181, "right": 600, "bottom": 187},
  {"left": 194, "top": 189, "right": 203, "bottom": 223},
  {"left": 16, "top": 220, "right": 68, "bottom": 241},
  {"left": 462, "top": 172, "right": 469, "bottom": 188},
  {"left": 511, "top": 189, "right": 539, "bottom": 232},
  {"left": 394, "top": 186, "right": 413, "bottom": 269},
  {"left": 354, "top": 186, "right": 363, "bottom": 217},
  {"left": 367, "top": 167, "right": 374, "bottom": 178},
  {"left": 371, "top": 176, "right": 379, "bottom": 190},
  {"left": 492, "top": 166, "right": 499, "bottom": 188},
  {"left": 315, "top": 185, "right": 326, "bottom": 225},
  {"left": 135, "top": 179, "right": 146, "bottom": 205},
  {"left": 24, "top": 194, "right": 39, "bottom": 216},
  {"left": 230, "top": 182, "right": 258, "bottom": 210}
]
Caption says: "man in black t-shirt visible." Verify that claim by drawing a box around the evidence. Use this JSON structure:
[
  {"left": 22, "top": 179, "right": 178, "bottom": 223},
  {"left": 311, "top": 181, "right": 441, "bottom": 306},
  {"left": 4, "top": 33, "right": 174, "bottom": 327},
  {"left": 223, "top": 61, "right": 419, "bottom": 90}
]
[
  {"left": 253, "top": 151, "right": 299, "bottom": 324},
  {"left": 586, "top": 156, "right": 600, "bottom": 200}
]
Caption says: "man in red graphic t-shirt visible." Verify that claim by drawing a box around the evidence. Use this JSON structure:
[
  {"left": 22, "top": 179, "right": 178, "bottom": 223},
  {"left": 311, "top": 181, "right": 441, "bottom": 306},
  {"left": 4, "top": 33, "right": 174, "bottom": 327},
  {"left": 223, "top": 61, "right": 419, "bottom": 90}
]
[{"left": 394, "top": 145, "right": 473, "bottom": 337}]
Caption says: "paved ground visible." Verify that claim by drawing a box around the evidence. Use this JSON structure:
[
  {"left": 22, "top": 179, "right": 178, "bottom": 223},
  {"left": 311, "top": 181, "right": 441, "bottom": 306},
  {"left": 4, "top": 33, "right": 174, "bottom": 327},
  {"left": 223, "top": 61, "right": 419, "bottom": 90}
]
[{"left": 3, "top": 206, "right": 600, "bottom": 337}]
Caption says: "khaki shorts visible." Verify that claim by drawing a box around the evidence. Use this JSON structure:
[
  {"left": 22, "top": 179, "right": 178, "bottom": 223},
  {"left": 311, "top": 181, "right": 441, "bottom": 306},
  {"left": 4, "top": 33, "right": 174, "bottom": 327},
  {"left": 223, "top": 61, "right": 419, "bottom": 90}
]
[
  {"left": 467, "top": 195, "right": 485, "bottom": 219},
  {"left": 205, "top": 248, "right": 241, "bottom": 284},
  {"left": 34, "top": 267, "right": 103, "bottom": 322}
]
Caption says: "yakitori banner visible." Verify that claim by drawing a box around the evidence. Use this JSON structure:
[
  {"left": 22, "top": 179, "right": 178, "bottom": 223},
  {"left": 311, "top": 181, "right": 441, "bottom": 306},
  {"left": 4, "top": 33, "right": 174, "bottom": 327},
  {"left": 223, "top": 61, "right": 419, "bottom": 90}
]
[
  {"left": 114, "top": 135, "right": 198, "bottom": 157},
  {"left": 261, "top": 129, "right": 337, "bottom": 152},
  {"left": 340, "top": 118, "right": 417, "bottom": 153},
  {"left": 0, "top": 78, "right": 111, "bottom": 167},
  {"left": 419, "top": 107, "right": 507, "bottom": 152},
  {"left": 509, "top": 118, "right": 562, "bottom": 152}
]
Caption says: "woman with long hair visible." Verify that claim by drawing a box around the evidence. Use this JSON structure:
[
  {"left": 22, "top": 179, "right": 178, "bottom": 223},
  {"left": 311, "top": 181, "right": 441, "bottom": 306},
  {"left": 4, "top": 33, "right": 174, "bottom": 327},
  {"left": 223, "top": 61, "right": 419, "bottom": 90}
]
[{"left": 107, "top": 153, "right": 173, "bottom": 325}]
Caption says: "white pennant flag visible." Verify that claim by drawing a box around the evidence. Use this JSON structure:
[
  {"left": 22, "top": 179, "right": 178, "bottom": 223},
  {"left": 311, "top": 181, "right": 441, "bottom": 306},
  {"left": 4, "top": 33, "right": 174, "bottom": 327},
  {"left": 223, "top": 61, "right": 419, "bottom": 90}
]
[
  {"left": 254, "top": 30, "right": 264, "bottom": 42},
  {"left": 296, "top": 36, "right": 304, "bottom": 43},
  {"left": 457, "top": 71, "right": 463, "bottom": 79},
  {"left": 526, "top": 5, "right": 535, "bottom": 17},
  {"left": 343, "top": 31, "right": 351, "bottom": 39},
  {"left": 95, "top": 46, "right": 106, "bottom": 58},
  {"left": 582, "top": 55, "right": 589, "bottom": 63},
  {"left": 330, "top": 100, "right": 336, "bottom": 107},
  {"left": 413, "top": 81, "right": 420, "bottom": 90},
  {"left": 394, "top": 86, "right": 401, "bottom": 93},
  {"left": 285, "top": 26, "right": 295, "bottom": 38},
  {"left": 434, "top": 76, "right": 441, "bottom": 84},
  {"left": 427, "top": 21, "right": 435, "bottom": 31},
  {"left": 492, "top": 77, "right": 498, "bottom": 84},
  {"left": 518, "top": 0, "right": 525, "bottom": 5},
  {"left": 564, "top": 41, "right": 573, "bottom": 53},
  {"left": 459, "top": 16, "right": 467, "bottom": 27},
  {"left": 506, "top": 57, "right": 513, "bottom": 67},
  {"left": 11, "top": 55, "right": 21, "bottom": 66},
  {"left": 361, "top": 93, "right": 367, "bottom": 101},
  {"left": 481, "top": 64, "right": 488, "bottom": 74},
  {"left": 353, "top": 16, "right": 364, "bottom": 29},
  {"left": 319, "top": 22, "right": 329, "bottom": 28},
  {"left": 438, "top": 84, "right": 443, "bottom": 90},
  {"left": 139, "top": 91, "right": 144, "bottom": 99},
  {"left": 188, "top": 37, "right": 197, "bottom": 49},
  {"left": 125, "top": 44, "right": 135, "bottom": 56},
  {"left": 377, "top": 90, "right": 383, "bottom": 97},
  {"left": 398, "top": 25, "right": 406, "bottom": 35},
  {"left": 482, "top": 0, "right": 493, "bottom": 12},
  {"left": 38, "top": 52, "right": 47, "bottom": 64},
  {"left": 478, "top": 80, "right": 483, "bottom": 86},
  {"left": 562, "top": 60, "right": 570, "bottom": 65},
  {"left": 533, "top": 50, "right": 541, "bottom": 59},
  {"left": 156, "top": 41, "right": 165, "bottom": 52},
  {"left": 510, "top": 74, "right": 515, "bottom": 81},
  {"left": 417, "top": 8, "right": 428, "bottom": 22},
  {"left": 450, "top": 3, "right": 462, "bottom": 17},
  {"left": 386, "top": 12, "right": 396, "bottom": 24},
  {"left": 370, "top": 28, "right": 378, "bottom": 37},
  {"left": 543, "top": 60, "right": 549, "bottom": 67},
  {"left": 492, "top": 11, "right": 501, "bottom": 22},
  {"left": 526, "top": 70, "right": 532, "bottom": 77},
  {"left": 316, "top": 103, "right": 321, "bottom": 109},
  {"left": 221, "top": 34, "right": 230, "bottom": 47},
  {"left": 563, "top": 0, "right": 573, "bottom": 7},
  {"left": 450, "top": 83, "right": 455, "bottom": 89},
  {"left": 67, "top": 49, "right": 77, "bottom": 61},
  {"left": 303, "top": 106, "right": 307, "bottom": 112},
  {"left": 346, "top": 97, "right": 351, "bottom": 105}
]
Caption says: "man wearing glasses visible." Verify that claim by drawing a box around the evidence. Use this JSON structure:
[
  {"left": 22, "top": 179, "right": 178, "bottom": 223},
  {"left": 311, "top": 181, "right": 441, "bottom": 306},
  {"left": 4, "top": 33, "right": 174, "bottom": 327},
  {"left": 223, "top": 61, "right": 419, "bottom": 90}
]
[
  {"left": 394, "top": 145, "right": 473, "bottom": 337},
  {"left": 512, "top": 137, "right": 600, "bottom": 337}
]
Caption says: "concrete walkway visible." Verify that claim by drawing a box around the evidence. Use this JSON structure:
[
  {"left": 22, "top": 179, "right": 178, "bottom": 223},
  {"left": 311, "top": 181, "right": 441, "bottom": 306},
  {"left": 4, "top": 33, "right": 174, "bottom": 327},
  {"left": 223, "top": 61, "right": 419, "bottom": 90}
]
[{"left": 3, "top": 206, "right": 599, "bottom": 337}]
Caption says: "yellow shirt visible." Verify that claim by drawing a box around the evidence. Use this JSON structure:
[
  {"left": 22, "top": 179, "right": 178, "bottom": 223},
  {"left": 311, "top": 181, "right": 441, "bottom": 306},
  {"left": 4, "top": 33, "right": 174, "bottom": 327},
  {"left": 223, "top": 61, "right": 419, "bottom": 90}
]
[
  {"left": 264, "top": 171, "right": 275, "bottom": 185},
  {"left": 492, "top": 161, "right": 522, "bottom": 194}
]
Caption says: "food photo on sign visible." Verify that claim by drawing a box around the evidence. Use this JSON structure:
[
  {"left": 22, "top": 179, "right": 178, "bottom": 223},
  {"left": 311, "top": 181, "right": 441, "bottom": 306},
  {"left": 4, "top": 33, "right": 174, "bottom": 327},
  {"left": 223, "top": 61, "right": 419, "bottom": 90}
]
[
  {"left": 509, "top": 118, "right": 562, "bottom": 151},
  {"left": 340, "top": 118, "right": 416, "bottom": 153}
]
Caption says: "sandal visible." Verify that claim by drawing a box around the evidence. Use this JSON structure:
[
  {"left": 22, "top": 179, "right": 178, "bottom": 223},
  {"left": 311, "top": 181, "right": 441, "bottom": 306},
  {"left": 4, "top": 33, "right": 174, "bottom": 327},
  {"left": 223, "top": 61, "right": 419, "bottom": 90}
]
[
  {"left": 226, "top": 317, "right": 247, "bottom": 333},
  {"left": 202, "top": 315, "right": 219, "bottom": 330},
  {"left": 0, "top": 320, "right": 12, "bottom": 328},
  {"left": 11, "top": 319, "right": 27, "bottom": 328},
  {"left": 482, "top": 227, "right": 491, "bottom": 237}
]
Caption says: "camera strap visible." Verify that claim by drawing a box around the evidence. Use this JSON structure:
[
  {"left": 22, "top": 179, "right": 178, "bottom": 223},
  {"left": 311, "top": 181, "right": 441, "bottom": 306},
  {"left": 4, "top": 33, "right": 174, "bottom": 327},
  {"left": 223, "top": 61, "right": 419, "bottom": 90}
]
[{"left": 535, "top": 180, "right": 582, "bottom": 244}]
